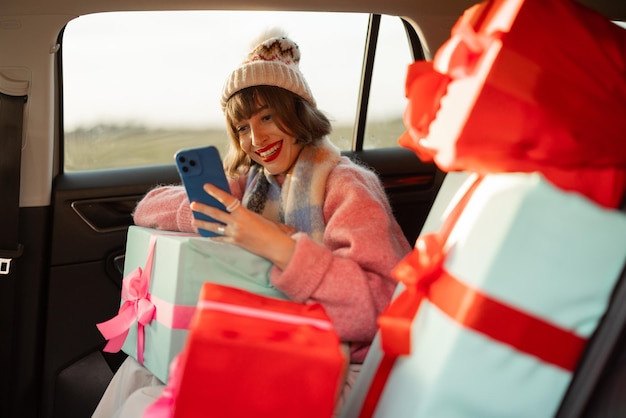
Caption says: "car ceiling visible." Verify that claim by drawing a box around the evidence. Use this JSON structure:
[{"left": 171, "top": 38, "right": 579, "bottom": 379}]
[
  {"left": 2, "top": 0, "right": 625, "bottom": 21},
  {"left": 2, "top": 0, "right": 624, "bottom": 77},
  {"left": 0, "top": 0, "right": 471, "bottom": 17}
]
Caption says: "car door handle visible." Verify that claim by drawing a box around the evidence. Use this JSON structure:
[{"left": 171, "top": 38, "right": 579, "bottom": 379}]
[{"left": 382, "top": 175, "right": 433, "bottom": 190}]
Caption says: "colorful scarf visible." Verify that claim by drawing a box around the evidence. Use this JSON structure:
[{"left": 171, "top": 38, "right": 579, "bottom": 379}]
[{"left": 242, "top": 137, "right": 341, "bottom": 243}]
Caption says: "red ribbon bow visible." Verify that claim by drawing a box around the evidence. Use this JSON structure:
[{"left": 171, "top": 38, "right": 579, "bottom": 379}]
[
  {"left": 377, "top": 176, "right": 482, "bottom": 358},
  {"left": 357, "top": 177, "right": 482, "bottom": 418},
  {"left": 358, "top": 234, "right": 447, "bottom": 418},
  {"left": 97, "top": 236, "right": 158, "bottom": 364},
  {"left": 377, "top": 233, "right": 446, "bottom": 357},
  {"left": 359, "top": 176, "right": 588, "bottom": 418},
  {"left": 399, "top": 10, "right": 499, "bottom": 155},
  {"left": 435, "top": 12, "right": 498, "bottom": 79}
]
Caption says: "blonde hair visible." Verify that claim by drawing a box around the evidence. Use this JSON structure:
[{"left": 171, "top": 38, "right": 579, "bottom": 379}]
[{"left": 222, "top": 85, "right": 332, "bottom": 178}]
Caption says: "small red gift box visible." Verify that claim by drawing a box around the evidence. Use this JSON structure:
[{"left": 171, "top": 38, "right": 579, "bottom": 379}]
[{"left": 172, "top": 282, "right": 347, "bottom": 418}]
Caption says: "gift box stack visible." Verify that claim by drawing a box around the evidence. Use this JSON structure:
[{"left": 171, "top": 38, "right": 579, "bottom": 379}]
[
  {"left": 341, "top": 0, "right": 626, "bottom": 416},
  {"left": 97, "top": 225, "right": 288, "bottom": 383},
  {"left": 342, "top": 173, "right": 626, "bottom": 418}
]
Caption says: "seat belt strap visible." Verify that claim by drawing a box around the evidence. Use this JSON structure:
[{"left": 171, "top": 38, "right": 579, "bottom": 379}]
[
  {"left": 0, "top": 92, "right": 27, "bottom": 276},
  {"left": 0, "top": 85, "right": 27, "bottom": 418}
]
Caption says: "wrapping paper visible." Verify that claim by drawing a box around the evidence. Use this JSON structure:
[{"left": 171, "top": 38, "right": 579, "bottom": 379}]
[{"left": 168, "top": 282, "right": 347, "bottom": 418}]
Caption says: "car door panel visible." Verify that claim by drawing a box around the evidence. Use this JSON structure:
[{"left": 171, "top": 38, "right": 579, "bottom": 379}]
[{"left": 43, "top": 167, "right": 179, "bottom": 417}]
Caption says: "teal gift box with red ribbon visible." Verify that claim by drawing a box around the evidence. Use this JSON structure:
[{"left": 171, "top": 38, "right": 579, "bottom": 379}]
[
  {"left": 341, "top": 173, "right": 626, "bottom": 418},
  {"left": 96, "top": 226, "right": 288, "bottom": 383},
  {"left": 341, "top": 0, "right": 626, "bottom": 415}
]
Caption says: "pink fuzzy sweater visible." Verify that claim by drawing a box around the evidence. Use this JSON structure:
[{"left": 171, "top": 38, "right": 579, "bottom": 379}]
[{"left": 133, "top": 157, "right": 412, "bottom": 362}]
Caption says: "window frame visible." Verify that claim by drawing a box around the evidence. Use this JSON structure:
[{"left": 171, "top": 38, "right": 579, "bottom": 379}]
[
  {"left": 353, "top": 14, "right": 424, "bottom": 151},
  {"left": 57, "top": 12, "right": 425, "bottom": 172}
]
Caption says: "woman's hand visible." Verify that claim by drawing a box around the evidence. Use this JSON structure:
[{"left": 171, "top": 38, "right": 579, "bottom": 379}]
[{"left": 190, "top": 183, "right": 297, "bottom": 270}]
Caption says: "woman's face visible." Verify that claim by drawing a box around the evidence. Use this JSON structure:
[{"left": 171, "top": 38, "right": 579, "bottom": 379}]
[{"left": 236, "top": 104, "right": 304, "bottom": 175}]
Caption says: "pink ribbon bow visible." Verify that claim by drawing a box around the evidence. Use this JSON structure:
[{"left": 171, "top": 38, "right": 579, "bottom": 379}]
[{"left": 97, "top": 235, "right": 158, "bottom": 364}]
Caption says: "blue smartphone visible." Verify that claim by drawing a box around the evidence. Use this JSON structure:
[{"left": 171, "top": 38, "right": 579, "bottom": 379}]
[{"left": 174, "top": 146, "right": 231, "bottom": 237}]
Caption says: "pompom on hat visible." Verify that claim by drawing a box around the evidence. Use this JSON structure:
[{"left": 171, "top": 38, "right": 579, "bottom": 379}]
[{"left": 221, "top": 29, "right": 316, "bottom": 110}]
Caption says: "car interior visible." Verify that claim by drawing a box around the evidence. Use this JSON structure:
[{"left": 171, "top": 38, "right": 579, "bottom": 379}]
[{"left": 1, "top": 0, "right": 625, "bottom": 417}]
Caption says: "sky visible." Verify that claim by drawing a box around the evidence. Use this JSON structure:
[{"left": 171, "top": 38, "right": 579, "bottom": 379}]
[{"left": 61, "top": 11, "right": 411, "bottom": 131}]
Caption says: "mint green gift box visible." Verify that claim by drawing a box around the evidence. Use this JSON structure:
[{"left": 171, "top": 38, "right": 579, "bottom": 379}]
[
  {"left": 341, "top": 173, "right": 626, "bottom": 418},
  {"left": 120, "top": 226, "right": 287, "bottom": 383}
]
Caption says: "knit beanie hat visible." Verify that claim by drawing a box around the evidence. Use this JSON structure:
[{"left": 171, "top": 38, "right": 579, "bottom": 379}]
[{"left": 221, "top": 29, "right": 316, "bottom": 110}]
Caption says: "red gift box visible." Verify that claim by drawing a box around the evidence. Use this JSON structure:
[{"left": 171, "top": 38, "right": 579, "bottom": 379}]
[
  {"left": 399, "top": 0, "right": 626, "bottom": 209},
  {"left": 170, "top": 282, "right": 347, "bottom": 418}
]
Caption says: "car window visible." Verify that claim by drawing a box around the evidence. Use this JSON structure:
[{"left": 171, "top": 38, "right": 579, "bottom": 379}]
[
  {"left": 363, "top": 15, "right": 413, "bottom": 150},
  {"left": 61, "top": 11, "right": 415, "bottom": 171}
]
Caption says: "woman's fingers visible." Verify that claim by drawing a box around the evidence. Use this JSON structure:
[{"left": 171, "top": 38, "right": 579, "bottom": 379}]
[
  {"left": 190, "top": 201, "right": 229, "bottom": 223},
  {"left": 188, "top": 184, "right": 246, "bottom": 240},
  {"left": 202, "top": 183, "right": 241, "bottom": 212},
  {"left": 191, "top": 216, "right": 227, "bottom": 236},
  {"left": 190, "top": 183, "right": 296, "bottom": 264},
  {"left": 189, "top": 183, "right": 241, "bottom": 223}
]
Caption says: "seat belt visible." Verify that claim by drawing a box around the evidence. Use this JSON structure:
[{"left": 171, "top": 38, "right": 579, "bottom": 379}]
[
  {"left": 0, "top": 92, "right": 26, "bottom": 275},
  {"left": 555, "top": 194, "right": 626, "bottom": 417},
  {"left": 0, "top": 90, "right": 27, "bottom": 418}
]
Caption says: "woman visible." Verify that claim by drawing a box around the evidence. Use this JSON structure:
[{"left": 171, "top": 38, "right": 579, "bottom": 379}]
[{"left": 93, "top": 29, "right": 411, "bottom": 417}]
